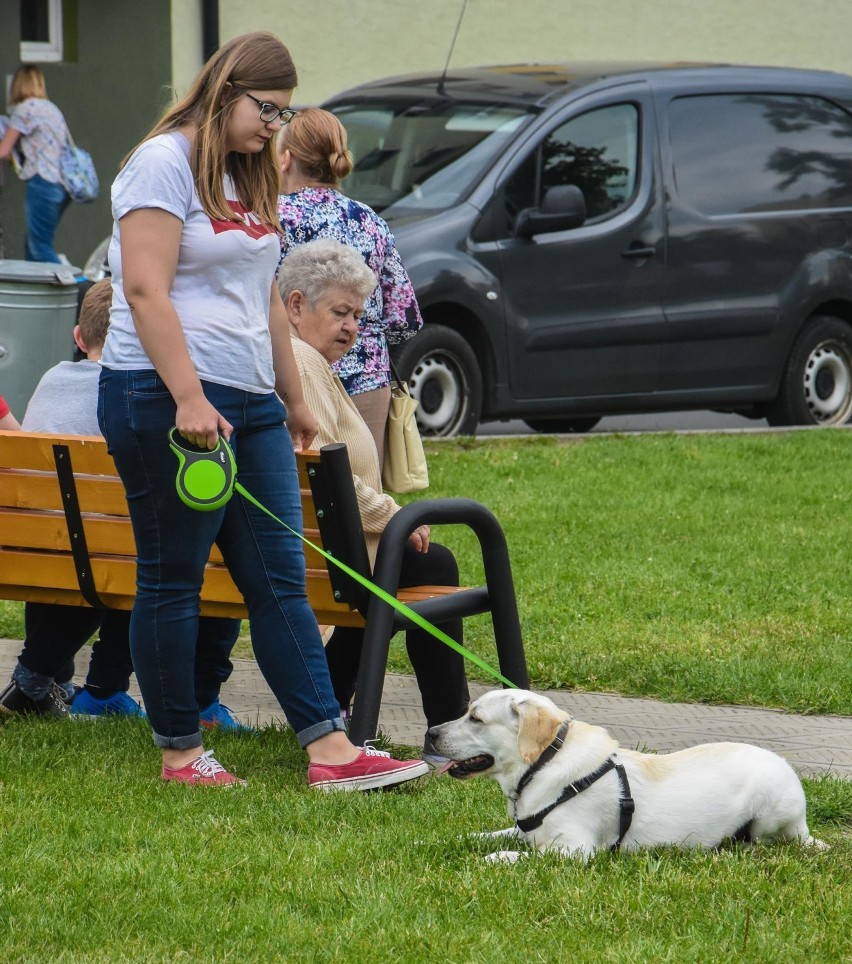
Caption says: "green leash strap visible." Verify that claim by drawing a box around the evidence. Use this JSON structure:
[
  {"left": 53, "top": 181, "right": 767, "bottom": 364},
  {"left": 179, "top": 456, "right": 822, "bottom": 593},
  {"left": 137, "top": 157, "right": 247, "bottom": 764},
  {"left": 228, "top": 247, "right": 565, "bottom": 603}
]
[{"left": 233, "top": 481, "right": 518, "bottom": 689}]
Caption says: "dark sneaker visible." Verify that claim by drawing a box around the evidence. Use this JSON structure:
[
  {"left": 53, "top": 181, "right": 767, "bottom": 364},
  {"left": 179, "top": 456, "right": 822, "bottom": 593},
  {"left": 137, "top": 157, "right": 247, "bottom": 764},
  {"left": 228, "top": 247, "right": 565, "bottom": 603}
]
[
  {"left": 70, "top": 688, "right": 146, "bottom": 719},
  {"left": 161, "top": 750, "right": 246, "bottom": 786},
  {"left": 0, "top": 680, "right": 69, "bottom": 717},
  {"left": 199, "top": 698, "right": 253, "bottom": 732},
  {"left": 308, "top": 745, "right": 429, "bottom": 792}
]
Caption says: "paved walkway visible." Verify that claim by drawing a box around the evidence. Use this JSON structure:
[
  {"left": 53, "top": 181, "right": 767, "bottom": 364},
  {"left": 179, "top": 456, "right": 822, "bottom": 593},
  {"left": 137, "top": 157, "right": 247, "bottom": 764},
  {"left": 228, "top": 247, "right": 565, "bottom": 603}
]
[{"left": 2, "top": 637, "right": 850, "bottom": 779}]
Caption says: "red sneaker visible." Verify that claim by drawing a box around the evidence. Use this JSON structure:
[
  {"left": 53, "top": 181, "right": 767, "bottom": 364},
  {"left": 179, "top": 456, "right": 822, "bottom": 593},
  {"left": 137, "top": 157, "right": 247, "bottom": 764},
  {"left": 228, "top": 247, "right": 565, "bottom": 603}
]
[
  {"left": 161, "top": 750, "right": 246, "bottom": 787},
  {"left": 308, "top": 745, "right": 429, "bottom": 792}
]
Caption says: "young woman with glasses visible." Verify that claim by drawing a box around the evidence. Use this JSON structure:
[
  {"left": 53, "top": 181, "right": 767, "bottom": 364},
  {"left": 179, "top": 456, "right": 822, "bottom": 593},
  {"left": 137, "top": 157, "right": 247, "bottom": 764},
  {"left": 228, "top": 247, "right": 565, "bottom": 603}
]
[{"left": 98, "top": 32, "right": 428, "bottom": 790}]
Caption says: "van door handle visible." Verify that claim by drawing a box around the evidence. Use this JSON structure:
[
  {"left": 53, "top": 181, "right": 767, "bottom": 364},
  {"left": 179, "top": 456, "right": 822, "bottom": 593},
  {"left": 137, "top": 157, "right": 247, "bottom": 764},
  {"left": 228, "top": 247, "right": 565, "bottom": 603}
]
[{"left": 621, "top": 243, "right": 657, "bottom": 259}]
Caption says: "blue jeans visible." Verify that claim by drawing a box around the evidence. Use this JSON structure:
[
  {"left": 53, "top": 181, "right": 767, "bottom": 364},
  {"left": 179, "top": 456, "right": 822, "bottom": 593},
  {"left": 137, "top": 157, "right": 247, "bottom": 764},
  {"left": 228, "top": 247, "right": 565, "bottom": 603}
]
[
  {"left": 24, "top": 175, "right": 70, "bottom": 263},
  {"left": 98, "top": 369, "right": 345, "bottom": 750}
]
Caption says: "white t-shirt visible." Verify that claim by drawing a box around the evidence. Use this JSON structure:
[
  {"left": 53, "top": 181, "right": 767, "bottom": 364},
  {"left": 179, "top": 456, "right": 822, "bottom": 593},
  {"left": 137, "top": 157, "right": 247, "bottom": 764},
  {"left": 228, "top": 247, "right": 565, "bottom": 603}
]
[
  {"left": 101, "top": 132, "right": 280, "bottom": 393},
  {"left": 22, "top": 360, "right": 101, "bottom": 435}
]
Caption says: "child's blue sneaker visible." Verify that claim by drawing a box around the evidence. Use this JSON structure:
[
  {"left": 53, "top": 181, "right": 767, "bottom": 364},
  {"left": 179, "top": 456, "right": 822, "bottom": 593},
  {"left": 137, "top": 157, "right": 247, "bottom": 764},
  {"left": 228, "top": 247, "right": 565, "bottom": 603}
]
[
  {"left": 199, "top": 698, "right": 253, "bottom": 732},
  {"left": 70, "top": 688, "right": 146, "bottom": 718}
]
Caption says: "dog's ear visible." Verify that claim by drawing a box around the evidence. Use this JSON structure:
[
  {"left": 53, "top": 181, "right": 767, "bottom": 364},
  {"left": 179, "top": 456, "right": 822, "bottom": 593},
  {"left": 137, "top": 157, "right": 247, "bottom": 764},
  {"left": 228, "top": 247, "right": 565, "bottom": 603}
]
[{"left": 516, "top": 701, "right": 564, "bottom": 763}]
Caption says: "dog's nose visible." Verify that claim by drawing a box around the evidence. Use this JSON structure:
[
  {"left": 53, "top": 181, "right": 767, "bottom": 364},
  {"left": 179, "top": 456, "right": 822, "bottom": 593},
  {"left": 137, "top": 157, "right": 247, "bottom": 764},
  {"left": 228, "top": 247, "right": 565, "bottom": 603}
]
[{"left": 426, "top": 725, "right": 440, "bottom": 739}]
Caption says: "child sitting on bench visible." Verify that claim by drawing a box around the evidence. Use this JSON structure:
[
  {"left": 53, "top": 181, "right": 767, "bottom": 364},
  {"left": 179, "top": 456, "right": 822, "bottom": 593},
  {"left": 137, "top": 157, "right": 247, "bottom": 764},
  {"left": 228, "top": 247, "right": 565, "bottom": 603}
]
[{"left": 0, "top": 281, "right": 244, "bottom": 726}]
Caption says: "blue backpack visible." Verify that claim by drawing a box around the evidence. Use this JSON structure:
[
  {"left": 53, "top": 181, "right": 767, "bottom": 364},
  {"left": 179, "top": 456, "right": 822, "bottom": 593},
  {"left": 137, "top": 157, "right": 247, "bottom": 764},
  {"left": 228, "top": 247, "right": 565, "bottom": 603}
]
[{"left": 60, "top": 132, "right": 99, "bottom": 204}]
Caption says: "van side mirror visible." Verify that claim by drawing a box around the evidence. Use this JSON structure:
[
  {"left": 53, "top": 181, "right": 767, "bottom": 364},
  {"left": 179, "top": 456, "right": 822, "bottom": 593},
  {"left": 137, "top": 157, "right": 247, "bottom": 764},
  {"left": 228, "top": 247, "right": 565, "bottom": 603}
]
[{"left": 514, "top": 185, "right": 587, "bottom": 237}]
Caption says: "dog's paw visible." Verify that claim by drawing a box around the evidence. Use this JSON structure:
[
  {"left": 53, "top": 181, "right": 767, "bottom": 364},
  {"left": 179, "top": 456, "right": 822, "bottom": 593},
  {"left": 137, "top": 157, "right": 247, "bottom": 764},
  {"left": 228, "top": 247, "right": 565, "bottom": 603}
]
[
  {"left": 806, "top": 836, "right": 829, "bottom": 850},
  {"left": 484, "top": 850, "right": 527, "bottom": 864},
  {"left": 472, "top": 827, "right": 521, "bottom": 841}
]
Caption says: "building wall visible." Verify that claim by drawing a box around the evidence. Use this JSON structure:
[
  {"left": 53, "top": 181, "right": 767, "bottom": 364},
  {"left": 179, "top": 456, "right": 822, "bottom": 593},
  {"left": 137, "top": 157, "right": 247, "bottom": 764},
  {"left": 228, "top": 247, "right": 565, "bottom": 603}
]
[
  {"left": 220, "top": 0, "right": 852, "bottom": 107},
  {"left": 0, "top": 0, "right": 176, "bottom": 266}
]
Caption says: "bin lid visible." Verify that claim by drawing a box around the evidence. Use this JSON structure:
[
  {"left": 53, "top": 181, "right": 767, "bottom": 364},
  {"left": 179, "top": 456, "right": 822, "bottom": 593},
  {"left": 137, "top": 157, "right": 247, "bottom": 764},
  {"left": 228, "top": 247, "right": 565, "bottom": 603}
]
[{"left": 0, "top": 259, "right": 81, "bottom": 286}]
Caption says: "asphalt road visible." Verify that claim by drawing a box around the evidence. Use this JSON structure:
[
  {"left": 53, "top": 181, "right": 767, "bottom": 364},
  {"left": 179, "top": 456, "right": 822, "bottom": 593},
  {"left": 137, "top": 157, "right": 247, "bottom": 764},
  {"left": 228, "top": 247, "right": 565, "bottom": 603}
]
[{"left": 477, "top": 410, "right": 767, "bottom": 436}]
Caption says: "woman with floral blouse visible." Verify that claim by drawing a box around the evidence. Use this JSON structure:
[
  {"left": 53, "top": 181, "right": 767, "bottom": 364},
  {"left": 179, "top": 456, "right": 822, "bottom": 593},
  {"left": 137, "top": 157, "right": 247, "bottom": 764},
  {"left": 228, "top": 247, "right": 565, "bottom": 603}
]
[{"left": 277, "top": 108, "right": 423, "bottom": 465}]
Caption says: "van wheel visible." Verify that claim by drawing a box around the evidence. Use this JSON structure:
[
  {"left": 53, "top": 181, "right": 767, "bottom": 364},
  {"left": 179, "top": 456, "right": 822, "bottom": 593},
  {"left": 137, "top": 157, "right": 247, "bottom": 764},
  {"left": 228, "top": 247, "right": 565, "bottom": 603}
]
[
  {"left": 523, "top": 417, "right": 601, "bottom": 434},
  {"left": 765, "top": 316, "right": 852, "bottom": 426},
  {"left": 393, "top": 325, "right": 482, "bottom": 437}
]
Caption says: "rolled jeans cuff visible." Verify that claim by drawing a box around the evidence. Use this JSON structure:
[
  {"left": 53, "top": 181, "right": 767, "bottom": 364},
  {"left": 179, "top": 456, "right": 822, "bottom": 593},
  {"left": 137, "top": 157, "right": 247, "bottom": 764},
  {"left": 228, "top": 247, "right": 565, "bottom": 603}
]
[
  {"left": 152, "top": 729, "right": 203, "bottom": 751},
  {"left": 12, "top": 661, "right": 53, "bottom": 700},
  {"left": 296, "top": 715, "right": 347, "bottom": 749}
]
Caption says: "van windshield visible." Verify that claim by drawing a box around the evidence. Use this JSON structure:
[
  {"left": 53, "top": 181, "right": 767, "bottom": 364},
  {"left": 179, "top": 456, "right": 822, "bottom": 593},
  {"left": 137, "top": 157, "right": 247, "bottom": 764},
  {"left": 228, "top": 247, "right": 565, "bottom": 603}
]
[{"left": 328, "top": 100, "right": 533, "bottom": 216}]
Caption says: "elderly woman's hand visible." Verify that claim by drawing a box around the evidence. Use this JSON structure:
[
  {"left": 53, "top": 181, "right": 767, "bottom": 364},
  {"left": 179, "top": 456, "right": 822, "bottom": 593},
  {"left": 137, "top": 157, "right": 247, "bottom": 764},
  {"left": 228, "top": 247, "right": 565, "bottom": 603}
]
[{"left": 408, "top": 524, "right": 431, "bottom": 553}]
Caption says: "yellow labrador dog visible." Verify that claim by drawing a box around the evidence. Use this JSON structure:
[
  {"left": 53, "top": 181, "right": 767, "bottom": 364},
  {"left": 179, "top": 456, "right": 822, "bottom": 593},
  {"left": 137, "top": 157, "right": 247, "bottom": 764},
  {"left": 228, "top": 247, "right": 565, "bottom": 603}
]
[{"left": 428, "top": 690, "right": 824, "bottom": 862}]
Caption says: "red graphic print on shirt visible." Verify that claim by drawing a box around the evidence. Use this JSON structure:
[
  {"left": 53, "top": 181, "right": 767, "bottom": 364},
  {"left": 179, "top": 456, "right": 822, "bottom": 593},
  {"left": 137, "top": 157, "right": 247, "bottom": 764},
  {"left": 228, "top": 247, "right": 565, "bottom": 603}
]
[{"left": 210, "top": 201, "right": 275, "bottom": 240}]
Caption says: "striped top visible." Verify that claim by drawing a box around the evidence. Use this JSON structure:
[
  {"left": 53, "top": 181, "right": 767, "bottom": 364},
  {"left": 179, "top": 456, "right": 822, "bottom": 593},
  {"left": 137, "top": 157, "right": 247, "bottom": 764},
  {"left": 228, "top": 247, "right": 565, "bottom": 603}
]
[{"left": 291, "top": 331, "right": 399, "bottom": 565}]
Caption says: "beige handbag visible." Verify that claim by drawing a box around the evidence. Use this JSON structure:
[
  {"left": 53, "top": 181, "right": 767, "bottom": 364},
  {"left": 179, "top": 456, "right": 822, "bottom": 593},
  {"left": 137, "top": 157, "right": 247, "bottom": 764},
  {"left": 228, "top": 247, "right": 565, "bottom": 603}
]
[{"left": 382, "top": 360, "right": 429, "bottom": 493}]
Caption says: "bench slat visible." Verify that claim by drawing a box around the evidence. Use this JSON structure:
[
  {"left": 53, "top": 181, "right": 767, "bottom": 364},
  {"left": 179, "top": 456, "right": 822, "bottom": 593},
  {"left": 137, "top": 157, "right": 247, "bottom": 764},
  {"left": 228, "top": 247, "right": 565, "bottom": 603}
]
[
  {"left": 0, "top": 507, "right": 326, "bottom": 569},
  {"left": 0, "top": 432, "right": 116, "bottom": 473},
  {"left": 0, "top": 550, "right": 365, "bottom": 625}
]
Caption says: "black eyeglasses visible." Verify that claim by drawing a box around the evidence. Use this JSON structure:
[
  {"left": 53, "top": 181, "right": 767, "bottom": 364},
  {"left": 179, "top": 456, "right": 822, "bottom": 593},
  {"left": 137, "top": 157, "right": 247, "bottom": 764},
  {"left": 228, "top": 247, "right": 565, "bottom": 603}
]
[{"left": 241, "top": 91, "right": 297, "bottom": 126}]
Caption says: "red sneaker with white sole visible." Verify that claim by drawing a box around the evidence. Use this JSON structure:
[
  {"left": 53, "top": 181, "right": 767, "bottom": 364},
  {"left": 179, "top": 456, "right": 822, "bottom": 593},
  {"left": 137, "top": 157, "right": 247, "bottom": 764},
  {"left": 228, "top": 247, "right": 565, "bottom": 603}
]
[
  {"left": 161, "top": 750, "right": 246, "bottom": 786},
  {"left": 308, "top": 745, "right": 428, "bottom": 792}
]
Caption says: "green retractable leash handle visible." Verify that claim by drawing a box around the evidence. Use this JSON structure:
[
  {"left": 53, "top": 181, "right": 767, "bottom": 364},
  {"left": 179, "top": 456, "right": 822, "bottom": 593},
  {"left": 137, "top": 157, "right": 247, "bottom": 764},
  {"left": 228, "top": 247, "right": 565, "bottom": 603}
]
[
  {"left": 168, "top": 427, "right": 237, "bottom": 511},
  {"left": 167, "top": 428, "right": 518, "bottom": 688}
]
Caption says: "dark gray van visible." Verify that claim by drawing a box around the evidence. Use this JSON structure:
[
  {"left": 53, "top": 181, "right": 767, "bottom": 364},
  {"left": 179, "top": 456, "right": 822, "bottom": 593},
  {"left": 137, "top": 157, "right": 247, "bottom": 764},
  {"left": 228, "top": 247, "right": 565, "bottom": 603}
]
[{"left": 324, "top": 63, "right": 852, "bottom": 435}]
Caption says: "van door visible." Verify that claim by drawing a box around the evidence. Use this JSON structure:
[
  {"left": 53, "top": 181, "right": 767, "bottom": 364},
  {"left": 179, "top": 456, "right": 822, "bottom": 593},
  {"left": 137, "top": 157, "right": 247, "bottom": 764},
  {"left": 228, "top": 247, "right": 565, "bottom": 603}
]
[
  {"left": 475, "top": 87, "right": 666, "bottom": 404},
  {"left": 660, "top": 91, "right": 852, "bottom": 397}
]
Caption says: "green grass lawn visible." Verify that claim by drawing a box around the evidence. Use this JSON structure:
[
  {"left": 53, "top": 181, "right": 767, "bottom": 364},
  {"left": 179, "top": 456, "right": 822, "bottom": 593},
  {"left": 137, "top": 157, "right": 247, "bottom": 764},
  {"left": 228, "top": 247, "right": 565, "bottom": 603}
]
[
  {"left": 0, "top": 719, "right": 850, "bottom": 963},
  {"left": 1, "top": 431, "right": 851, "bottom": 961},
  {"left": 416, "top": 430, "right": 852, "bottom": 716}
]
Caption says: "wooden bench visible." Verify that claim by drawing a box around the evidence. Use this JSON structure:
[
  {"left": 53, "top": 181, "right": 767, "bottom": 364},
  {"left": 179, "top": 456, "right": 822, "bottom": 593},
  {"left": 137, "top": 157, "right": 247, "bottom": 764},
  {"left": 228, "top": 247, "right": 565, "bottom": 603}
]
[{"left": 0, "top": 430, "right": 528, "bottom": 742}]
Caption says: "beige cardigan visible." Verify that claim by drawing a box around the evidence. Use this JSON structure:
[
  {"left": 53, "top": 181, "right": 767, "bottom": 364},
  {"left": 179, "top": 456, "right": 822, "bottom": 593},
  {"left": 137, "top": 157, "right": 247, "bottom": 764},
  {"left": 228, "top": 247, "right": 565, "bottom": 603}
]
[{"left": 291, "top": 332, "right": 399, "bottom": 565}]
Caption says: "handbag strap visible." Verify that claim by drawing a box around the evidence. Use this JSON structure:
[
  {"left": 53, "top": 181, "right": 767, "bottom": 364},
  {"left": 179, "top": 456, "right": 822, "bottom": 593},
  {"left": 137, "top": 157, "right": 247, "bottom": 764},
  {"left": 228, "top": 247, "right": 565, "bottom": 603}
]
[
  {"left": 388, "top": 355, "right": 405, "bottom": 388},
  {"left": 64, "top": 127, "right": 76, "bottom": 150}
]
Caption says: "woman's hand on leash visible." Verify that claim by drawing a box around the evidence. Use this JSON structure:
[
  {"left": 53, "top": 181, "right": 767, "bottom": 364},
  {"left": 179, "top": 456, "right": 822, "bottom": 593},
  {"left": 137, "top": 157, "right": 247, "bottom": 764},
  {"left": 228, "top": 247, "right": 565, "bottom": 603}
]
[
  {"left": 285, "top": 399, "right": 319, "bottom": 452},
  {"left": 409, "top": 524, "right": 431, "bottom": 553},
  {"left": 176, "top": 397, "right": 233, "bottom": 449}
]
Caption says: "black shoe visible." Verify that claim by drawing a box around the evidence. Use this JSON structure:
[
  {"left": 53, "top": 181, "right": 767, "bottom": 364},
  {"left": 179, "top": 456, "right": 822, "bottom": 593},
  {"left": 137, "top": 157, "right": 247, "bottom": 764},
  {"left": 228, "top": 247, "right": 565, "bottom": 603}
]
[{"left": 0, "top": 680, "right": 69, "bottom": 717}]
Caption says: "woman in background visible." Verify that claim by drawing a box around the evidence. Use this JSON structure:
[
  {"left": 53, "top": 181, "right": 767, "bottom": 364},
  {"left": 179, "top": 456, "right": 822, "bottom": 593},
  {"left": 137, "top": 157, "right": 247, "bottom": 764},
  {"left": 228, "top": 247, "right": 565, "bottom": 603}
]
[
  {"left": 0, "top": 64, "right": 71, "bottom": 262},
  {"left": 282, "top": 239, "right": 469, "bottom": 764},
  {"left": 278, "top": 108, "right": 422, "bottom": 465}
]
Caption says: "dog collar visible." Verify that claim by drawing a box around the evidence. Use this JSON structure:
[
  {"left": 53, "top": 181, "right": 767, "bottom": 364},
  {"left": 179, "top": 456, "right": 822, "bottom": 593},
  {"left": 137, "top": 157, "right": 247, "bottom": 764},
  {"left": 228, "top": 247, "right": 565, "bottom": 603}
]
[{"left": 513, "top": 720, "right": 570, "bottom": 800}]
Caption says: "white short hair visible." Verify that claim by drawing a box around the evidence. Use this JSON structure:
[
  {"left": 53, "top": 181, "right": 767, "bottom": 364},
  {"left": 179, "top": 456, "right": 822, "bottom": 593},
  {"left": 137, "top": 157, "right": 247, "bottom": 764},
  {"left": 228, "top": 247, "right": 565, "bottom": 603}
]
[{"left": 277, "top": 238, "right": 377, "bottom": 306}]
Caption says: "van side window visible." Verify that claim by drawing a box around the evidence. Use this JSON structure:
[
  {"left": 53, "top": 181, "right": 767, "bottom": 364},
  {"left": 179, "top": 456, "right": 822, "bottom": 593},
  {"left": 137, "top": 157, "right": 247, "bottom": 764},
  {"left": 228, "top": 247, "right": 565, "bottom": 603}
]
[
  {"left": 505, "top": 103, "right": 639, "bottom": 225},
  {"left": 670, "top": 94, "right": 852, "bottom": 215}
]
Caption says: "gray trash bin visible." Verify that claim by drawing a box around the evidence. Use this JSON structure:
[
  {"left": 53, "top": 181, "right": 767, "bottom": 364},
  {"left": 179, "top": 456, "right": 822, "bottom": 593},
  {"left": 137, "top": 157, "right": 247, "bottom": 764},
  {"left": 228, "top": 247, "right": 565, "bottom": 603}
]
[{"left": 0, "top": 260, "right": 81, "bottom": 422}]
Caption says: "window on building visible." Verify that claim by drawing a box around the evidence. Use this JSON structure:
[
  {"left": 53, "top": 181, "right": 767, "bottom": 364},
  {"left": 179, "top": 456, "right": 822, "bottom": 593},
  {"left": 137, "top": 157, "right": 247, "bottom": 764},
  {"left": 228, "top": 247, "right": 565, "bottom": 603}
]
[{"left": 20, "top": 0, "right": 63, "bottom": 63}]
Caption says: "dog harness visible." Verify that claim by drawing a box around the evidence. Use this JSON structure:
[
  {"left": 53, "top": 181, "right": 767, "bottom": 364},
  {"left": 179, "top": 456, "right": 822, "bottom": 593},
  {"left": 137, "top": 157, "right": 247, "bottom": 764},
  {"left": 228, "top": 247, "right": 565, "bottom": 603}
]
[{"left": 512, "top": 721, "right": 635, "bottom": 850}]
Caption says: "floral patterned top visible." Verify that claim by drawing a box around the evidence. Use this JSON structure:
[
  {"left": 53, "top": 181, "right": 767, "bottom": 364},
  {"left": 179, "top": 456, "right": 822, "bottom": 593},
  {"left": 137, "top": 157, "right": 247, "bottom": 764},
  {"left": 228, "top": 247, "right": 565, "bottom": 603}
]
[
  {"left": 278, "top": 187, "right": 423, "bottom": 395},
  {"left": 9, "top": 97, "right": 68, "bottom": 183}
]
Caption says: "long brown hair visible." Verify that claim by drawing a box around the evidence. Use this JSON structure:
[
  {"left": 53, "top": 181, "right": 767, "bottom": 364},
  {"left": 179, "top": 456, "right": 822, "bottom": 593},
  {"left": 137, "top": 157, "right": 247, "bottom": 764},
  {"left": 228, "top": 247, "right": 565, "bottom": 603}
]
[
  {"left": 126, "top": 32, "right": 297, "bottom": 228},
  {"left": 279, "top": 108, "right": 353, "bottom": 188},
  {"left": 10, "top": 64, "right": 47, "bottom": 103}
]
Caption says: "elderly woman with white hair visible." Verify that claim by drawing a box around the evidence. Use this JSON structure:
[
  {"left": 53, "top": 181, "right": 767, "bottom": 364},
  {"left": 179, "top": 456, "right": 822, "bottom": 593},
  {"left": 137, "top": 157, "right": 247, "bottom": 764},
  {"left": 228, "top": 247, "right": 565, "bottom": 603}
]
[{"left": 280, "top": 238, "right": 469, "bottom": 763}]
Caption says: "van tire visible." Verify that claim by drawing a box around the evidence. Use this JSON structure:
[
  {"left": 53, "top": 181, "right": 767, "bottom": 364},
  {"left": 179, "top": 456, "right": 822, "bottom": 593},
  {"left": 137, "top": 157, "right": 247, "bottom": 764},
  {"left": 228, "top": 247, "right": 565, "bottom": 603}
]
[
  {"left": 393, "top": 325, "right": 482, "bottom": 437},
  {"left": 765, "top": 316, "right": 852, "bottom": 426}
]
